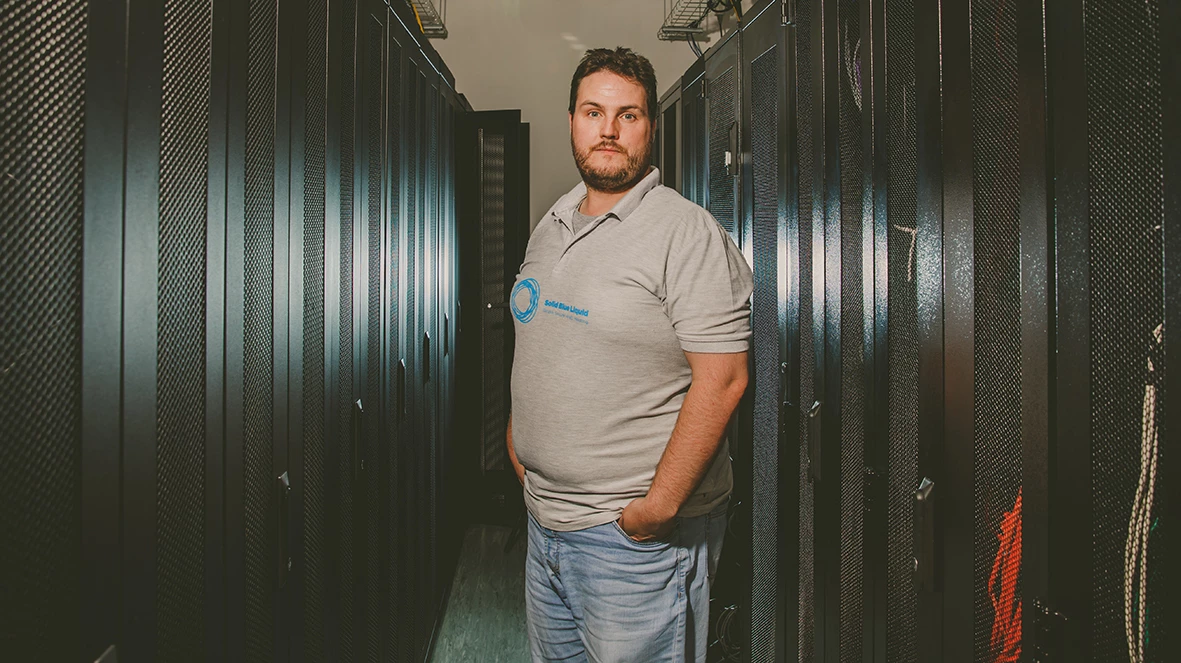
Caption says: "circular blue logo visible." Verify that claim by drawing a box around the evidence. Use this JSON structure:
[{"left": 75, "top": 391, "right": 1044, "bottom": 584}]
[{"left": 511, "top": 278, "right": 540, "bottom": 324}]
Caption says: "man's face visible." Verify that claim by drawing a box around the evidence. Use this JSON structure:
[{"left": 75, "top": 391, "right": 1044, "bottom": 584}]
[{"left": 569, "top": 70, "right": 654, "bottom": 194}]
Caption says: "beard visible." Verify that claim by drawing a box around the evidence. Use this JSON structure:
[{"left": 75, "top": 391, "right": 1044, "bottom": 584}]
[{"left": 571, "top": 136, "right": 652, "bottom": 194}]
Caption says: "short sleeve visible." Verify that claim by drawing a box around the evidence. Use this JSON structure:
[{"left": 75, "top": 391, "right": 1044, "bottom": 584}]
[{"left": 663, "top": 212, "right": 754, "bottom": 353}]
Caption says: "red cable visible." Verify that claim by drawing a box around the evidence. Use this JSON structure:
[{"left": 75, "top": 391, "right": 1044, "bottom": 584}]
[{"left": 988, "top": 487, "right": 1023, "bottom": 663}]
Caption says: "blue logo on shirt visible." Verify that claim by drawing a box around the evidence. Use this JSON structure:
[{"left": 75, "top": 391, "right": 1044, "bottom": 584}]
[{"left": 511, "top": 278, "right": 540, "bottom": 323}]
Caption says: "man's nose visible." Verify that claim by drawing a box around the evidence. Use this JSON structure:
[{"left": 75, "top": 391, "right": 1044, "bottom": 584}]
[{"left": 599, "top": 117, "right": 619, "bottom": 139}]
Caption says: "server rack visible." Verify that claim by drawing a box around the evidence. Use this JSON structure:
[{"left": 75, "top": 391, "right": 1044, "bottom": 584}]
[
  {"left": 738, "top": 5, "right": 795, "bottom": 663},
  {"left": 456, "top": 110, "right": 532, "bottom": 527},
  {"left": 658, "top": 82, "right": 683, "bottom": 195},
  {"left": 1, "top": 0, "right": 466, "bottom": 660},
  {"left": 664, "top": 0, "right": 1178, "bottom": 661},
  {"left": 681, "top": 57, "right": 708, "bottom": 210}
]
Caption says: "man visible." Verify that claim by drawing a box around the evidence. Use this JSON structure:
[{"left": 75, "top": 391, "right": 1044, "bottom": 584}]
[{"left": 507, "top": 47, "right": 753, "bottom": 663}]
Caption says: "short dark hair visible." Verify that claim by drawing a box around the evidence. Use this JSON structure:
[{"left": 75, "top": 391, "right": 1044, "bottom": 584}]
[{"left": 568, "top": 47, "right": 658, "bottom": 122}]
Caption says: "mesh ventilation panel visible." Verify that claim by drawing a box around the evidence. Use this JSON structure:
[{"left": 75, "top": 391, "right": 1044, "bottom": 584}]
[
  {"left": 385, "top": 36, "right": 402, "bottom": 663},
  {"left": 244, "top": 0, "right": 277, "bottom": 657},
  {"left": 399, "top": 65, "right": 419, "bottom": 663},
  {"left": 157, "top": 0, "right": 212, "bottom": 657},
  {"left": 0, "top": 2, "right": 85, "bottom": 659},
  {"left": 663, "top": 104, "right": 677, "bottom": 189},
  {"left": 426, "top": 88, "right": 440, "bottom": 630},
  {"left": 837, "top": 1, "right": 866, "bottom": 659},
  {"left": 302, "top": 0, "right": 328, "bottom": 657},
  {"left": 1085, "top": 0, "right": 1166, "bottom": 659},
  {"left": 884, "top": 0, "right": 919, "bottom": 659},
  {"left": 708, "top": 67, "right": 737, "bottom": 236},
  {"left": 364, "top": 17, "right": 383, "bottom": 663},
  {"left": 337, "top": 0, "right": 357, "bottom": 654},
  {"left": 696, "top": 92, "right": 708, "bottom": 209},
  {"left": 970, "top": 1, "right": 1024, "bottom": 659},
  {"left": 479, "top": 130, "right": 508, "bottom": 473},
  {"left": 795, "top": 0, "right": 817, "bottom": 657},
  {"left": 750, "top": 46, "right": 781, "bottom": 662}
]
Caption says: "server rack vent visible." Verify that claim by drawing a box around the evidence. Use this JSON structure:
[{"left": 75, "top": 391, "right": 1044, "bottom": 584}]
[{"left": 156, "top": 0, "right": 213, "bottom": 656}]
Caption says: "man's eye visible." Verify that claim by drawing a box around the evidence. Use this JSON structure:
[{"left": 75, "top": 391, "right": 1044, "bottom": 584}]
[
  {"left": 623, "top": 114, "right": 636, "bottom": 120},
  {"left": 588, "top": 111, "right": 601, "bottom": 118}
]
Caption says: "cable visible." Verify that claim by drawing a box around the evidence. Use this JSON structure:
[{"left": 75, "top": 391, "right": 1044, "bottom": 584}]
[
  {"left": 1125, "top": 323, "right": 1163, "bottom": 663},
  {"left": 987, "top": 488, "right": 1022, "bottom": 663},
  {"left": 406, "top": 0, "right": 425, "bottom": 34}
]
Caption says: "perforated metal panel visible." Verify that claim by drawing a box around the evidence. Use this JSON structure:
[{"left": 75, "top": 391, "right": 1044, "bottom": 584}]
[
  {"left": 244, "top": 0, "right": 277, "bottom": 658},
  {"left": 662, "top": 104, "right": 677, "bottom": 189},
  {"left": 385, "top": 36, "right": 403, "bottom": 663},
  {"left": 694, "top": 90, "right": 708, "bottom": 209},
  {"left": 479, "top": 130, "right": 508, "bottom": 473},
  {"left": 969, "top": 0, "right": 1024, "bottom": 659},
  {"left": 338, "top": 0, "right": 357, "bottom": 655},
  {"left": 885, "top": 0, "right": 920, "bottom": 659},
  {"left": 364, "top": 17, "right": 384, "bottom": 663},
  {"left": 0, "top": 2, "right": 85, "bottom": 659},
  {"left": 302, "top": 0, "right": 329, "bottom": 657},
  {"left": 1085, "top": 1, "right": 1166, "bottom": 659},
  {"left": 749, "top": 46, "right": 781, "bottom": 663},
  {"left": 426, "top": 86, "right": 441, "bottom": 632},
  {"left": 708, "top": 67, "right": 737, "bottom": 235},
  {"left": 837, "top": 2, "right": 866, "bottom": 660},
  {"left": 795, "top": 1, "right": 817, "bottom": 659},
  {"left": 401, "top": 69, "right": 420, "bottom": 663},
  {"left": 157, "top": 0, "right": 212, "bottom": 658}
]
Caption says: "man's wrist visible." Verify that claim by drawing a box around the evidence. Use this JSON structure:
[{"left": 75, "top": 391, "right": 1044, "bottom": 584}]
[{"left": 643, "top": 490, "right": 681, "bottom": 522}]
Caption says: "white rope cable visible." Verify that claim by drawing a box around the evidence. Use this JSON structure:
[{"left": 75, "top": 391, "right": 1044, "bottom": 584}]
[{"left": 1125, "top": 322, "right": 1162, "bottom": 663}]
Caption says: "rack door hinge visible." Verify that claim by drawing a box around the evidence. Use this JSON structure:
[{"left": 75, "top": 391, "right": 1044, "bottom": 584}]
[{"left": 782, "top": 0, "right": 791, "bottom": 26}]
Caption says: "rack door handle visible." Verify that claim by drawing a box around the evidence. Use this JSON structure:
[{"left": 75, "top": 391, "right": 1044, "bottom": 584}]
[
  {"left": 397, "top": 359, "right": 407, "bottom": 420},
  {"left": 423, "top": 332, "right": 431, "bottom": 384},
  {"left": 913, "top": 477, "right": 935, "bottom": 591},
  {"left": 352, "top": 399, "right": 364, "bottom": 485},
  {"left": 807, "top": 400, "right": 822, "bottom": 483},
  {"left": 276, "top": 470, "right": 291, "bottom": 587}
]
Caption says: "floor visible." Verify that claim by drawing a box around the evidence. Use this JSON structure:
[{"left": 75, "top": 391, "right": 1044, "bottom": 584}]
[{"left": 431, "top": 524, "right": 531, "bottom": 662}]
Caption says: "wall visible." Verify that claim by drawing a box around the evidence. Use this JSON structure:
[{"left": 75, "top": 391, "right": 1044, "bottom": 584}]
[{"left": 433, "top": 0, "right": 731, "bottom": 230}]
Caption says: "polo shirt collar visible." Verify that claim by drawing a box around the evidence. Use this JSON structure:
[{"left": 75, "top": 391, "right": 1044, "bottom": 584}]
[{"left": 550, "top": 166, "right": 662, "bottom": 230}]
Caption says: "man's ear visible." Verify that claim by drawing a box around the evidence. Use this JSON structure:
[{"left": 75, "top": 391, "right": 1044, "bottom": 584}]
[{"left": 568, "top": 111, "right": 574, "bottom": 134}]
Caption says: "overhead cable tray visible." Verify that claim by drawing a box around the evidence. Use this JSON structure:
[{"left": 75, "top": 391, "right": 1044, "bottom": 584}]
[
  {"left": 407, "top": 0, "right": 448, "bottom": 39},
  {"left": 658, "top": 0, "right": 712, "bottom": 41}
]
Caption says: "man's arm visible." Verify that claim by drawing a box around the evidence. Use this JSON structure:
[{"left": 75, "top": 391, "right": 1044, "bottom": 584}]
[
  {"left": 506, "top": 413, "right": 525, "bottom": 486},
  {"left": 618, "top": 350, "right": 749, "bottom": 540}
]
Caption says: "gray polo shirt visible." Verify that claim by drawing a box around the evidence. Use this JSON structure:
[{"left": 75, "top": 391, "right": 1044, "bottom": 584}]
[{"left": 510, "top": 167, "right": 754, "bottom": 532}]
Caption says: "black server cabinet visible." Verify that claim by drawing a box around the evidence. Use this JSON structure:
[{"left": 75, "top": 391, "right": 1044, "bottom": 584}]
[
  {"left": 667, "top": 1, "right": 1177, "bottom": 662},
  {"left": 738, "top": 4, "right": 794, "bottom": 662},
  {"left": 658, "top": 82, "right": 682, "bottom": 194},
  {"left": 2, "top": 0, "right": 466, "bottom": 660},
  {"left": 456, "top": 110, "right": 531, "bottom": 526},
  {"left": 697, "top": 28, "right": 753, "bottom": 663},
  {"left": 681, "top": 57, "right": 707, "bottom": 210},
  {"left": 1032, "top": 0, "right": 1179, "bottom": 661}
]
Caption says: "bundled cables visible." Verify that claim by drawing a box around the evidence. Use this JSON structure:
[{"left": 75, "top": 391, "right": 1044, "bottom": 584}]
[
  {"left": 988, "top": 488, "right": 1022, "bottom": 663},
  {"left": 1125, "top": 323, "right": 1164, "bottom": 663}
]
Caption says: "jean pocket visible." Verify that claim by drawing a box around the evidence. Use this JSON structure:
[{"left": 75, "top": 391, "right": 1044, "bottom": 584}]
[{"left": 610, "top": 518, "right": 672, "bottom": 549}]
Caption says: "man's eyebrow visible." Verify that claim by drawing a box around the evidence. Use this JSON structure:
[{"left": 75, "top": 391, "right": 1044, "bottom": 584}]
[{"left": 578, "top": 100, "right": 645, "bottom": 114}]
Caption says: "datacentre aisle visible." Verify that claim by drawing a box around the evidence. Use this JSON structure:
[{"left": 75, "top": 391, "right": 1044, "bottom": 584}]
[
  {"left": 2, "top": 1, "right": 1178, "bottom": 663},
  {"left": 656, "top": 1, "right": 1177, "bottom": 662},
  {"left": 2, "top": 0, "right": 479, "bottom": 661}
]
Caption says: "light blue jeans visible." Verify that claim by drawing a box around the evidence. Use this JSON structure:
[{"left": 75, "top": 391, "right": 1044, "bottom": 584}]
[{"left": 524, "top": 500, "right": 728, "bottom": 663}]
